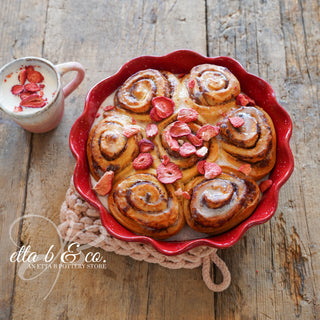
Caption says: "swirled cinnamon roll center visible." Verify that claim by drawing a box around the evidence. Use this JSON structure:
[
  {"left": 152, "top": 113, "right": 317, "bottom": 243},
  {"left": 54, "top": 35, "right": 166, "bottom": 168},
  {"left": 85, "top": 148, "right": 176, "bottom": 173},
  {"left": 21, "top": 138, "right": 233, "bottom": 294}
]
[
  {"left": 186, "top": 64, "right": 240, "bottom": 106},
  {"left": 219, "top": 106, "right": 273, "bottom": 164},
  {"left": 190, "top": 175, "right": 245, "bottom": 225},
  {"left": 116, "top": 69, "right": 170, "bottom": 114},
  {"left": 221, "top": 113, "right": 260, "bottom": 148},
  {"left": 202, "top": 180, "right": 233, "bottom": 209},
  {"left": 99, "top": 123, "right": 127, "bottom": 160},
  {"left": 127, "top": 182, "right": 168, "bottom": 212},
  {"left": 129, "top": 79, "right": 155, "bottom": 104},
  {"left": 200, "top": 71, "right": 229, "bottom": 91}
]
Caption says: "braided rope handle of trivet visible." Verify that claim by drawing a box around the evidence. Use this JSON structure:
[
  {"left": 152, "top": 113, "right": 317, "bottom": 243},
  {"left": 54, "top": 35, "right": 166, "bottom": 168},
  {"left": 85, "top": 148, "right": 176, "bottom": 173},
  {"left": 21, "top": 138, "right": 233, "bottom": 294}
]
[{"left": 59, "top": 181, "right": 231, "bottom": 292}]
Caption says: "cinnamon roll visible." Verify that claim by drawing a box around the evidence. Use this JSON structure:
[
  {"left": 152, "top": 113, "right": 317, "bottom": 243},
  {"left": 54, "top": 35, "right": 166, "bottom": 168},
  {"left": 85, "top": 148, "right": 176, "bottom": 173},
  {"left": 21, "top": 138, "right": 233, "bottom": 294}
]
[
  {"left": 177, "top": 64, "right": 240, "bottom": 123},
  {"left": 108, "top": 170, "right": 185, "bottom": 239},
  {"left": 184, "top": 167, "right": 260, "bottom": 234},
  {"left": 87, "top": 112, "right": 142, "bottom": 181},
  {"left": 154, "top": 113, "right": 219, "bottom": 183},
  {"left": 219, "top": 106, "right": 276, "bottom": 180},
  {"left": 114, "top": 69, "right": 179, "bottom": 122}
]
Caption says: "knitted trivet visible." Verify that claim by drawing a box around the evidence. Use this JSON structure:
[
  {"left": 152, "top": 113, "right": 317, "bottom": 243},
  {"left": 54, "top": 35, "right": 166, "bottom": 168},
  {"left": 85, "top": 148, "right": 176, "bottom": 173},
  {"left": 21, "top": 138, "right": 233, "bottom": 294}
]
[{"left": 59, "top": 181, "right": 231, "bottom": 292}]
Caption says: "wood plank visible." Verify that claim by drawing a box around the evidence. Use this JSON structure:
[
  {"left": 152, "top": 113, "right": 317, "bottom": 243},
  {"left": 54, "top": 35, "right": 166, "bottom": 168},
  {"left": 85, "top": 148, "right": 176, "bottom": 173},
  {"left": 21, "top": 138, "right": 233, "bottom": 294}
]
[
  {"left": 274, "top": 0, "right": 320, "bottom": 316},
  {"left": 207, "top": 0, "right": 320, "bottom": 319},
  {"left": 11, "top": 1, "right": 211, "bottom": 319},
  {"left": 0, "top": 0, "right": 48, "bottom": 319}
]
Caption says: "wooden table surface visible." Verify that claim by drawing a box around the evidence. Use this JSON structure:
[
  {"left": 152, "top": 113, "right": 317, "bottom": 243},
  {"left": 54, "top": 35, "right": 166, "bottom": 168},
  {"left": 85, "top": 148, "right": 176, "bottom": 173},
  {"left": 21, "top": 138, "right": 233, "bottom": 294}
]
[{"left": 1, "top": 0, "right": 319, "bottom": 319}]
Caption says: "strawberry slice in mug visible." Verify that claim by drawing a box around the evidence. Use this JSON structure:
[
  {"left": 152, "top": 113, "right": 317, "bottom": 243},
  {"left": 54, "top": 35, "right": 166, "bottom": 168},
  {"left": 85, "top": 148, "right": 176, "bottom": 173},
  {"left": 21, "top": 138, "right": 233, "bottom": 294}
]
[
  {"left": 19, "top": 94, "right": 46, "bottom": 108},
  {"left": 27, "top": 70, "right": 44, "bottom": 83},
  {"left": 20, "top": 92, "right": 33, "bottom": 100},
  {"left": 11, "top": 85, "right": 24, "bottom": 95},
  {"left": 18, "top": 69, "right": 27, "bottom": 85}
]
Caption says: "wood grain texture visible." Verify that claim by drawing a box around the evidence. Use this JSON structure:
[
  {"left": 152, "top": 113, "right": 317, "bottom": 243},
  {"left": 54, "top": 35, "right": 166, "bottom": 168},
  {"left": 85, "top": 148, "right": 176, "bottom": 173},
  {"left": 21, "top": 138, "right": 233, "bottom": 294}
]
[
  {"left": 0, "top": 0, "right": 48, "bottom": 318},
  {"left": 207, "top": 0, "right": 320, "bottom": 319},
  {"left": 10, "top": 1, "right": 210, "bottom": 320},
  {"left": 1, "top": 0, "right": 319, "bottom": 319}
]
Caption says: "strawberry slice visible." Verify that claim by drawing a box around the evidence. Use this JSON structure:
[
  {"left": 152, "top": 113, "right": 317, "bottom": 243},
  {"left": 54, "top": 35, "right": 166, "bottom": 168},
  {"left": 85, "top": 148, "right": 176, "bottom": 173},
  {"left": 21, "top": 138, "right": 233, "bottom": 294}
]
[
  {"left": 197, "top": 160, "right": 206, "bottom": 174},
  {"left": 204, "top": 162, "right": 222, "bottom": 179},
  {"left": 103, "top": 105, "right": 114, "bottom": 111},
  {"left": 196, "top": 125, "right": 219, "bottom": 141},
  {"left": 18, "top": 69, "right": 27, "bottom": 85},
  {"left": 27, "top": 70, "right": 44, "bottom": 83},
  {"left": 133, "top": 153, "right": 153, "bottom": 170},
  {"left": 20, "top": 92, "right": 32, "bottom": 100},
  {"left": 177, "top": 108, "right": 199, "bottom": 123},
  {"left": 146, "top": 123, "right": 158, "bottom": 138},
  {"left": 13, "top": 106, "right": 23, "bottom": 113},
  {"left": 179, "top": 142, "right": 196, "bottom": 157},
  {"left": 19, "top": 94, "right": 46, "bottom": 108},
  {"left": 187, "top": 133, "right": 203, "bottom": 147},
  {"left": 188, "top": 79, "right": 195, "bottom": 89},
  {"left": 236, "top": 93, "right": 255, "bottom": 106},
  {"left": 196, "top": 146, "right": 208, "bottom": 157},
  {"left": 259, "top": 179, "right": 273, "bottom": 193},
  {"left": 164, "top": 131, "right": 180, "bottom": 151},
  {"left": 156, "top": 162, "right": 182, "bottom": 184},
  {"left": 25, "top": 65, "right": 35, "bottom": 74},
  {"left": 238, "top": 164, "right": 252, "bottom": 175},
  {"left": 169, "top": 121, "right": 191, "bottom": 138},
  {"left": 123, "top": 125, "right": 140, "bottom": 138},
  {"left": 138, "top": 139, "right": 154, "bottom": 153},
  {"left": 174, "top": 188, "right": 191, "bottom": 200},
  {"left": 174, "top": 188, "right": 183, "bottom": 197},
  {"left": 229, "top": 116, "right": 245, "bottom": 128},
  {"left": 11, "top": 85, "right": 24, "bottom": 95},
  {"left": 182, "top": 191, "right": 191, "bottom": 200},
  {"left": 150, "top": 107, "right": 163, "bottom": 122},
  {"left": 24, "top": 83, "right": 40, "bottom": 93},
  {"left": 152, "top": 96, "right": 174, "bottom": 119},
  {"left": 161, "top": 155, "right": 170, "bottom": 166},
  {"left": 93, "top": 171, "right": 114, "bottom": 196}
]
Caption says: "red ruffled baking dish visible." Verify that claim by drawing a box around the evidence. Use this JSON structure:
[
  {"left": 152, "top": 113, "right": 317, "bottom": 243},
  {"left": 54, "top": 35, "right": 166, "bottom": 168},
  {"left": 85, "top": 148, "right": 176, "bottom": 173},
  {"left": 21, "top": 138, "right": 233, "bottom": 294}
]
[{"left": 70, "top": 50, "right": 294, "bottom": 255}]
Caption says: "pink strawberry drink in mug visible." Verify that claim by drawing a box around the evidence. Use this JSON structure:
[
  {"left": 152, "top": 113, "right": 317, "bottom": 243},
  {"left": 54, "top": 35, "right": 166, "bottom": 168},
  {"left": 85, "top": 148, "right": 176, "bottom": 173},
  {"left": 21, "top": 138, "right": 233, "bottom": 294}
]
[{"left": 0, "top": 57, "right": 85, "bottom": 133}]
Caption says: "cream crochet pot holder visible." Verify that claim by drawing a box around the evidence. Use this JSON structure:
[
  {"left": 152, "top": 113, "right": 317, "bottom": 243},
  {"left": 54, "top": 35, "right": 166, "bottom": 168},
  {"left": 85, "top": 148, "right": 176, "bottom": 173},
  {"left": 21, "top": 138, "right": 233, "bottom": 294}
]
[{"left": 59, "top": 180, "right": 231, "bottom": 292}]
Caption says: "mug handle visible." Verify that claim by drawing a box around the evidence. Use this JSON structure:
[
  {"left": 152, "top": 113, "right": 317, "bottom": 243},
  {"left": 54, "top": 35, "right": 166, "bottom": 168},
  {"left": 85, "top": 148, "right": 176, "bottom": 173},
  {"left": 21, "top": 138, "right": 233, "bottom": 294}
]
[{"left": 55, "top": 62, "right": 85, "bottom": 98}]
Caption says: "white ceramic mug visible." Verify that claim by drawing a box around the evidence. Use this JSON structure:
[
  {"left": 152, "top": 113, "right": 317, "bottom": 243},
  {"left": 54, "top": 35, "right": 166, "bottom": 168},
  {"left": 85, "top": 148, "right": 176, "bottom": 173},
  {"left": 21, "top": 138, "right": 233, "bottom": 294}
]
[{"left": 0, "top": 56, "right": 85, "bottom": 133}]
